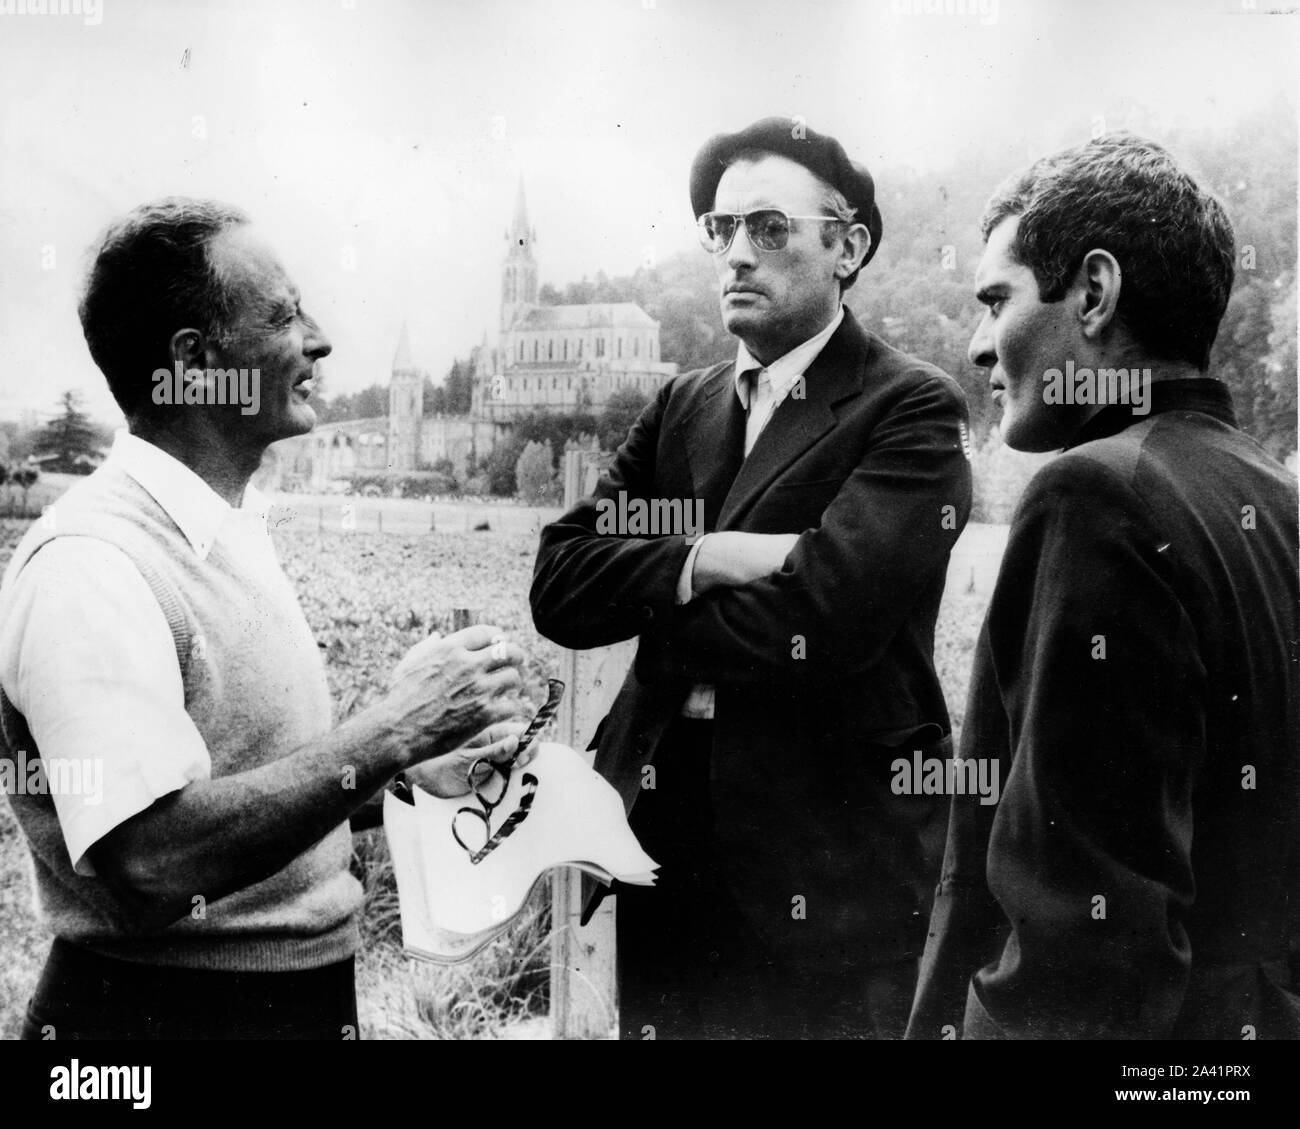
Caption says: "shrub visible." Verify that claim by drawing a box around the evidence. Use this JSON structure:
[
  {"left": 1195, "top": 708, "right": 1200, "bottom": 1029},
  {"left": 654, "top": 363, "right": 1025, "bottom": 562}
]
[
  {"left": 515, "top": 440, "right": 559, "bottom": 504},
  {"left": 343, "top": 470, "right": 454, "bottom": 500}
]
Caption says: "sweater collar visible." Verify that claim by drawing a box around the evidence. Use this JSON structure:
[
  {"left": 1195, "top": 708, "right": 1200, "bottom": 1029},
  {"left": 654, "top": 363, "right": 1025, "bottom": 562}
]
[
  {"left": 107, "top": 430, "right": 269, "bottom": 560},
  {"left": 1064, "top": 377, "right": 1239, "bottom": 451}
]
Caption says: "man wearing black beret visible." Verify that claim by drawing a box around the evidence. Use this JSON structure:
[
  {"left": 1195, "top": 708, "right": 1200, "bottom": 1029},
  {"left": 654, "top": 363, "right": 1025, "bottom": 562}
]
[{"left": 532, "top": 117, "right": 972, "bottom": 1038}]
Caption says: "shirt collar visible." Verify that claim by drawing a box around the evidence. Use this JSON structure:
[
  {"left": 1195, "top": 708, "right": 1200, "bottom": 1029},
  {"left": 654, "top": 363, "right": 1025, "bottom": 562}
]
[
  {"left": 1064, "top": 377, "right": 1239, "bottom": 451},
  {"left": 107, "top": 430, "right": 269, "bottom": 560},
  {"left": 734, "top": 305, "right": 845, "bottom": 407}
]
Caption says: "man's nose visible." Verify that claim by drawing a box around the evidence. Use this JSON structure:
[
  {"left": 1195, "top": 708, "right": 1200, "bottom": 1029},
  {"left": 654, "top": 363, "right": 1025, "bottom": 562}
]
[
  {"left": 968, "top": 314, "right": 995, "bottom": 369},
  {"left": 303, "top": 313, "right": 332, "bottom": 361},
  {"left": 725, "top": 220, "right": 759, "bottom": 270}
]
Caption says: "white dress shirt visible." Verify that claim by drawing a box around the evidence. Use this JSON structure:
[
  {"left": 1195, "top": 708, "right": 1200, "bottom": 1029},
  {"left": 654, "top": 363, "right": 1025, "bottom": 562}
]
[
  {"left": 676, "top": 306, "right": 845, "bottom": 718},
  {"left": 0, "top": 430, "right": 282, "bottom": 874}
]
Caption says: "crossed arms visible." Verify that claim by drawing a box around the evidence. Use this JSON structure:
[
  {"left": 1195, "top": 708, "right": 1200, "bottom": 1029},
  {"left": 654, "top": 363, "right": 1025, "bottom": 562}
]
[{"left": 531, "top": 369, "right": 972, "bottom": 686}]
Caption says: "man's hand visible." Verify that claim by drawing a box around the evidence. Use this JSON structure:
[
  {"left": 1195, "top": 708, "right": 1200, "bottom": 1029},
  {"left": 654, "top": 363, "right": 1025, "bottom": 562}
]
[
  {"left": 376, "top": 625, "right": 526, "bottom": 769},
  {"left": 404, "top": 720, "right": 535, "bottom": 798},
  {"left": 86, "top": 628, "right": 526, "bottom": 932},
  {"left": 691, "top": 532, "right": 800, "bottom": 596}
]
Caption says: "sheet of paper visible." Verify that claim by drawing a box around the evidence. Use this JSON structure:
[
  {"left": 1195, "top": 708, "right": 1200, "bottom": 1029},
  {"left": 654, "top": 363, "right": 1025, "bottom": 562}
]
[{"left": 384, "top": 742, "right": 657, "bottom": 951}]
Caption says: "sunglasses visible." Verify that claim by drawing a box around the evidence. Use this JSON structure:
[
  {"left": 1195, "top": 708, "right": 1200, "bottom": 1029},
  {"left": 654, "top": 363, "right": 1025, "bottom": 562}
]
[
  {"left": 696, "top": 209, "right": 844, "bottom": 254},
  {"left": 451, "top": 679, "right": 564, "bottom": 865}
]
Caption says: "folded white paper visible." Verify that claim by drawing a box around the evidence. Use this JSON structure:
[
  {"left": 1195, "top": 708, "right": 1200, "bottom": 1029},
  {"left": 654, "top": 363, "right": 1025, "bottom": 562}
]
[{"left": 384, "top": 741, "right": 658, "bottom": 963}]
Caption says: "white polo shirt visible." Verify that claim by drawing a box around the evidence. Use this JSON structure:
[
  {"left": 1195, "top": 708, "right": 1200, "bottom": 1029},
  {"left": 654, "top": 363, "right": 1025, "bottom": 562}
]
[{"left": 0, "top": 430, "right": 281, "bottom": 874}]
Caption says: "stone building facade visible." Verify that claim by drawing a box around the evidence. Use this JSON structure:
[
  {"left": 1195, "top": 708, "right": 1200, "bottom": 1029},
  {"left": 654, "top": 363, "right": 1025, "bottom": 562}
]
[
  {"left": 262, "top": 179, "right": 675, "bottom": 493},
  {"left": 470, "top": 179, "right": 677, "bottom": 420}
]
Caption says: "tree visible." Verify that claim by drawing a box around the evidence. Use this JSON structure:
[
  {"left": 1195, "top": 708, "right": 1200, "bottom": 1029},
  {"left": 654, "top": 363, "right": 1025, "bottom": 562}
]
[
  {"left": 481, "top": 436, "right": 523, "bottom": 496},
  {"left": 1263, "top": 272, "right": 1297, "bottom": 459},
  {"left": 430, "top": 457, "right": 458, "bottom": 480},
  {"left": 598, "top": 387, "right": 649, "bottom": 452},
  {"left": 511, "top": 411, "right": 598, "bottom": 468},
  {"left": 515, "top": 439, "right": 557, "bottom": 503},
  {"left": 427, "top": 358, "right": 474, "bottom": 415},
  {"left": 0, "top": 420, "right": 34, "bottom": 464},
  {"left": 354, "top": 384, "right": 388, "bottom": 420},
  {"left": 1212, "top": 279, "right": 1279, "bottom": 449},
  {"left": 315, "top": 383, "right": 388, "bottom": 423},
  {"left": 35, "top": 390, "right": 103, "bottom": 474}
]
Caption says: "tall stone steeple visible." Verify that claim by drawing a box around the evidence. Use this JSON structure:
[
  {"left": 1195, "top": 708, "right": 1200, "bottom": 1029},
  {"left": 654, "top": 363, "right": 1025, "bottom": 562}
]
[
  {"left": 388, "top": 320, "right": 423, "bottom": 471},
  {"left": 392, "top": 319, "right": 415, "bottom": 375},
  {"left": 501, "top": 176, "right": 538, "bottom": 332}
]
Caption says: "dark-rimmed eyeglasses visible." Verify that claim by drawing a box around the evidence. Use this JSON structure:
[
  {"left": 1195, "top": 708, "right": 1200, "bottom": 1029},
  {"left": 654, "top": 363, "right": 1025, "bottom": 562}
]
[
  {"left": 451, "top": 679, "right": 564, "bottom": 865},
  {"left": 697, "top": 209, "right": 844, "bottom": 254}
]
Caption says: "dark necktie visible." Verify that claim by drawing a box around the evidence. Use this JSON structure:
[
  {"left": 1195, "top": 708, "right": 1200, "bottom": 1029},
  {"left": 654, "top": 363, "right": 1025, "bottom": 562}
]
[{"left": 742, "top": 366, "right": 772, "bottom": 457}]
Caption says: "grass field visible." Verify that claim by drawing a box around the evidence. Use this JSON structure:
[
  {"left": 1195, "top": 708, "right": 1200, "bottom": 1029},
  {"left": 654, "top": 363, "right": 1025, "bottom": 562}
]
[{"left": 0, "top": 498, "right": 1005, "bottom": 1039}]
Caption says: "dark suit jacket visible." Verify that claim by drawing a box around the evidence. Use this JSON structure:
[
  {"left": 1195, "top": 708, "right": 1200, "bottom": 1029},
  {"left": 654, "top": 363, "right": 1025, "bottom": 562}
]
[
  {"left": 906, "top": 379, "right": 1300, "bottom": 1040},
  {"left": 531, "top": 309, "right": 973, "bottom": 971}
]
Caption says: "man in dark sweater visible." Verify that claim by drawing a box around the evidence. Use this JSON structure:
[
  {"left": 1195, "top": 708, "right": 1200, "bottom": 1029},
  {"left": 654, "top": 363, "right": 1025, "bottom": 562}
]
[{"left": 907, "top": 135, "right": 1300, "bottom": 1039}]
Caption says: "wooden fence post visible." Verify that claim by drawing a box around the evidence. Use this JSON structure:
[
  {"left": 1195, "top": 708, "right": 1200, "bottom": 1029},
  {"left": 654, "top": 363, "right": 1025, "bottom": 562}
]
[{"left": 550, "top": 445, "right": 632, "bottom": 1040}]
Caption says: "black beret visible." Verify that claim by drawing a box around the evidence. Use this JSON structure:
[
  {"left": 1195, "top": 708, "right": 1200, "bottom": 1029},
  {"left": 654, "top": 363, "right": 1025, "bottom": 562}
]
[{"left": 689, "top": 116, "right": 882, "bottom": 271}]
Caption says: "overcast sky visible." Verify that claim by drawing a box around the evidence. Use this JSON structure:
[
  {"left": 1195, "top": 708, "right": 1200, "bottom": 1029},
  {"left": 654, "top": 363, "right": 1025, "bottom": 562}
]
[{"left": 0, "top": 0, "right": 1295, "bottom": 424}]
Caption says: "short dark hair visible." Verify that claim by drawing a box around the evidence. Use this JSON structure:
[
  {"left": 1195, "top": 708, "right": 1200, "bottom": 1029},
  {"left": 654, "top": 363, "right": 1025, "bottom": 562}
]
[
  {"left": 78, "top": 197, "right": 250, "bottom": 419},
  {"left": 981, "top": 134, "right": 1235, "bottom": 370}
]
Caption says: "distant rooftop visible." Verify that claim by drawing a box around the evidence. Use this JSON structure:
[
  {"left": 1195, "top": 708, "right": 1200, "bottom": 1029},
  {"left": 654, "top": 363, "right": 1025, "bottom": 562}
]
[{"left": 513, "top": 303, "right": 658, "bottom": 331}]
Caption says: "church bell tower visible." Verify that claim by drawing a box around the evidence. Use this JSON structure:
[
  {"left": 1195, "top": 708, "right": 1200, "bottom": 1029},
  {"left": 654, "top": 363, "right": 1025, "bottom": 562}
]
[
  {"left": 501, "top": 176, "right": 537, "bottom": 333},
  {"left": 388, "top": 320, "right": 423, "bottom": 471}
]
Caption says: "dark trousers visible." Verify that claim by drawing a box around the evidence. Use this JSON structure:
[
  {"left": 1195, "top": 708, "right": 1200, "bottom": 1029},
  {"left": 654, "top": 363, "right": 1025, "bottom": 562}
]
[
  {"left": 615, "top": 718, "right": 917, "bottom": 1040},
  {"left": 21, "top": 937, "right": 358, "bottom": 1040}
]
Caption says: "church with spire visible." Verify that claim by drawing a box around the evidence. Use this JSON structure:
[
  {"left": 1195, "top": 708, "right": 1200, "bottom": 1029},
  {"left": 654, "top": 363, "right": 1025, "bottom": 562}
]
[
  {"left": 469, "top": 178, "right": 676, "bottom": 420},
  {"left": 263, "top": 178, "right": 674, "bottom": 491}
]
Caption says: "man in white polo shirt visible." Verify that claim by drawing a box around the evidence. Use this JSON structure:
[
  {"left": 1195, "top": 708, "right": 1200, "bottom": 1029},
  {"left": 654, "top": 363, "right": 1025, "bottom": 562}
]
[{"left": 0, "top": 197, "right": 526, "bottom": 1039}]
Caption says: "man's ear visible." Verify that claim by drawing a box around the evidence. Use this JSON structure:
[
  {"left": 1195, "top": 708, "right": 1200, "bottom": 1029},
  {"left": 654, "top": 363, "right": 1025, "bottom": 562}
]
[
  {"left": 834, "top": 222, "right": 872, "bottom": 282},
  {"left": 168, "top": 328, "right": 206, "bottom": 374},
  {"left": 1076, "top": 248, "right": 1122, "bottom": 343}
]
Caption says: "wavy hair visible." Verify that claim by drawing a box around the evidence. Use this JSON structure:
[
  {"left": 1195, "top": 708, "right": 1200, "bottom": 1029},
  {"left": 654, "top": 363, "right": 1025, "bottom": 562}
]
[{"left": 981, "top": 134, "right": 1235, "bottom": 370}]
